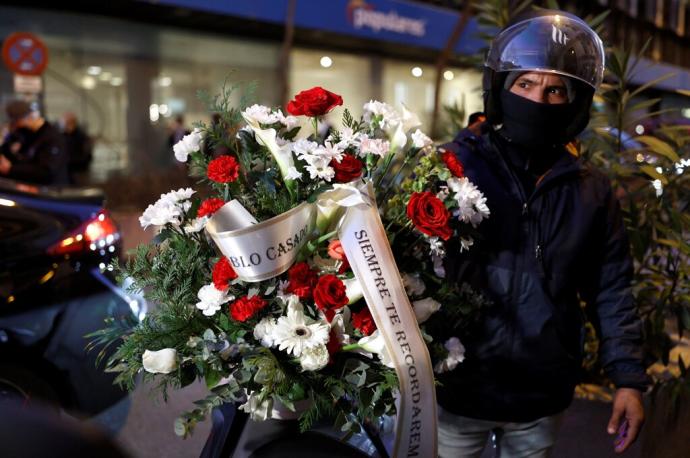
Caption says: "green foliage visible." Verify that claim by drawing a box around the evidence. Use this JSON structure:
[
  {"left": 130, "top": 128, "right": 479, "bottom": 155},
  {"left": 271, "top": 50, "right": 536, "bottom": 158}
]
[{"left": 578, "top": 32, "right": 690, "bottom": 394}]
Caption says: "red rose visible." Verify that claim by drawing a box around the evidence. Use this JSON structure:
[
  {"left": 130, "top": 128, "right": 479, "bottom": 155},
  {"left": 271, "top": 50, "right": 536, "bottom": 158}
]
[
  {"left": 287, "top": 87, "right": 343, "bottom": 117},
  {"left": 197, "top": 198, "right": 225, "bottom": 218},
  {"left": 207, "top": 155, "right": 240, "bottom": 183},
  {"left": 313, "top": 274, "right": 348, "bottom": 321},
  {"left": 330, "top": 154, "right": 363, "bottom": 183},
  {"left": 212, "top": 257, "right": 237, "bottom": 290},
  {"left": 440, "top": 150, "right": 465, "bottom": 178},
  {"left": 229, "top": 295, "right": 267, "bottom": 322},
  {"left": 406, "top": 191, "right": 453, "bottom": 241},
  {"left": 286, "top": 262, "right": 318, "bottom": 299},
  {"left": 352, "top": 308, "right": 376, "bottom": 336}
]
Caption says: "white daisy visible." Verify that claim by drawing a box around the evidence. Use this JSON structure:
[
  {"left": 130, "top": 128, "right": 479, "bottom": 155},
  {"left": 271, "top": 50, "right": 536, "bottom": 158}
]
[{"left": 272, "top": 302, "right": 330, "bottom": 357}]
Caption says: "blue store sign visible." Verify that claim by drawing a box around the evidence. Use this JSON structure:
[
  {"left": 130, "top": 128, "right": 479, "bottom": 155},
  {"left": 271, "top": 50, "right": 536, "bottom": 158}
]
[{"left": 141, "top": 0, "right": 487, "bottom": 56}]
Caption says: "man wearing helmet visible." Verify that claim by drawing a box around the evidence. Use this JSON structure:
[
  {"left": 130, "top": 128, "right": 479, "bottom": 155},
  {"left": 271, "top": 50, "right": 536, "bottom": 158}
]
[{"left": 439, "top": 11, "right": 648, "bottom": 457}]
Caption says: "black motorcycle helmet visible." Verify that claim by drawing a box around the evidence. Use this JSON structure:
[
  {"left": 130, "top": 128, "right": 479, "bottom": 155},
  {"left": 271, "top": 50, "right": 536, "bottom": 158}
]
[{"left": 483, "top": 10, "right": 605, "bottom": 140}]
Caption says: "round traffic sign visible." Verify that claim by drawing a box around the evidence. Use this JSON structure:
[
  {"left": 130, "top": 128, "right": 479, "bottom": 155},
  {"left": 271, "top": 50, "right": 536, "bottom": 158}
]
[{"left": 2, "top": 32, "right": 49, "bottom": 76}]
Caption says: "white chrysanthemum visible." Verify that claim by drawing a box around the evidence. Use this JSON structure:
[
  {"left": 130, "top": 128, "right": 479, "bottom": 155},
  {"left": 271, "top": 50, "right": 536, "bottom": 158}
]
[
  {"left": 142, "top": 348, "right": 178, "bottom": 374},
  {"left": 401, "top": 272, "right": 426, "bottom": 297},
  {"left": 139, "top": 188, "right": 195, "bottom": 229},
  {"left": 428, "top": 236, "right": 446, "bottom": 257},
  {"left": 304, "top": 157, "right": 335, "bottom": 181},
  {"left": 363, "top": 100, "right": 401, "bottom": 130},
  {"left": 411, "top": 129, "right": 433, "bottom": 149},
  {"left": 330, "top": 127, "right": 362, "bottom": 150},
  {"left": 276, "top": 110, "right": 300, "bottom": 130},
  {"left": 242, "top": 104, "right": 282, "bottom": 126},
  {"left": 195, "top": 284, "right": 233, "bottom": 317},
  {"left": 447, "top": 177, "right": 491, "bottom": 227},
  {"left": 359, "top": 137, "right": 390, "bottom": 157},
  {"left": 292, "top": 138, "right": 319, "bottom": 158},
  {"left": 316, "top": 141, "right": 344, "bottom": 162},
  {"left": 412, "top": 297, "right": 441, "bottom": 323},
  {"left": 173, "top": 128, "right": 203, "bottom": 162},
  {"left": 183, "top": 216, "right": 208, "bottom": 234},
  {"left": 272, "top": 302, "right": 330, "bottom": 357},
  {"left": 357, "top": 331, "right": 394, "bottom": 368},
  {"left": 434, "top": 337, "right": 466, "bottom": 374},
  {"left": 299, "top": 344, "right": 330, "bottom": 371},
  {"left": 459, "top": 237, "right": 474, "bottom": 252},
  {"left": 254, "top": 317, "right": 277, "bottom": 348}
]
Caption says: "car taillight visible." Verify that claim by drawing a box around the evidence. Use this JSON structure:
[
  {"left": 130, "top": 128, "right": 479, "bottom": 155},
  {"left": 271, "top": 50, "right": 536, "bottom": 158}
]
[{"left": 48, "top": 211, "right": 120, "bottom": 256}]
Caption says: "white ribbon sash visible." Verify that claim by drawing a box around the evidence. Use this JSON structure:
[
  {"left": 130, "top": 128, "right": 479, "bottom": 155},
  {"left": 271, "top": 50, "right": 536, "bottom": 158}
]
[
  {"left": 338, "top": 182, "right": 437, "bottom": 458},
  {"left": 205, "top": 200, "right": 315, "bottom": 282}
]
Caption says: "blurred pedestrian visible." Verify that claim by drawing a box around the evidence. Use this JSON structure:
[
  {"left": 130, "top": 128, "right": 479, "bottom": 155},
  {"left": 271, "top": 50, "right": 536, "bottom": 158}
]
[
  {"left": 0, "top": 100, "right": 69, "bottom": 186},
  {"left": 62, "top": 112, "right": 93, "bottom": 185},
  {"left": 452, "top": 111, "right": 486, "bottom": 148},
  {"left": 168, "top": 115, "right": 190, "bottom": 148}
]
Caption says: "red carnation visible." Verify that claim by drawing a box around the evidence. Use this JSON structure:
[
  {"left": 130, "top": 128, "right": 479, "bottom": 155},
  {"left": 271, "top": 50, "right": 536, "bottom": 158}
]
[
  {"left": 286, "top": 262, "right": 318, "bottom": 299},
  {"left": 406, "top": 191, "right": 453, "bottom": 241},
  {"left": 287, "top": 87, "right": 343, "bottom": 117},
  {"left": 313, "top": 274, "right": 348, "bottom": 321},
  {"left": 198, "top": 198, "right": 225, "bottom": 218},
  {"left": 207, "top": 155, "right": 240, "bottom": 183},
  {"left": 212, "top": 257, "right": 237, "bottom": 290},
  {"left": 229, "top": 295, "right": 267, "bottom": 322},
  {"left": 330, "top": 154, "right": 363, "bottom": 183},
  {"left": 440, "top": 150, "right": 465, "bottom": 178},
  {"left": 352, "top": 307, "right": 376, "bottom": 336}
]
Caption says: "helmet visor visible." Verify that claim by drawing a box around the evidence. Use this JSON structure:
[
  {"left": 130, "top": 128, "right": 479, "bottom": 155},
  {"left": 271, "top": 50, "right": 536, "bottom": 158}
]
[{"left": 485, "top": 14, "right": 605, "bottom": 89}]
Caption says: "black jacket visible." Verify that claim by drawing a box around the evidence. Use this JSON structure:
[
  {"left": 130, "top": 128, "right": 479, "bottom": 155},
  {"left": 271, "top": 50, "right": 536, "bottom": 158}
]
[
  {"left": 3, "top": 122, "right": 69, "bottom": 186},
  {"left": 437, "top": 131, "right": 649, "bottom": 422}
]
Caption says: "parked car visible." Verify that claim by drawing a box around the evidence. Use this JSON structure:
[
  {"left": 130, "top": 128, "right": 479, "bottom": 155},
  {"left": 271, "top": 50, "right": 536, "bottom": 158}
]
[{"left": 0, "top": 177, "right": 145, "bottom": 418}]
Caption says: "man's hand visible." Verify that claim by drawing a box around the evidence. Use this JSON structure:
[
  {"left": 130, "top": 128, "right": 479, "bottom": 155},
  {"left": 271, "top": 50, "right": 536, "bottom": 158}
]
[
  {"left": 0, "top": 155, "right": 11, "bottom": 175},
  {"left": 607, "top": 387, "right": 644, "bottom": 453}
]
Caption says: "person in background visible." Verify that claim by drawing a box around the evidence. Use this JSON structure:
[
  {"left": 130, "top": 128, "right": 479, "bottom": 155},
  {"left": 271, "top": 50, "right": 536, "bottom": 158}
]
[
  {"left": 62, "top": 112, "right": 93, "bottom": 185},
  {"left": 454, "top": 111, "right": 487, "bottom": 148},
  {"left": 0, "top": 100, "right": 69, "bottom": 186},
  {"left": 168, "top": 114, "right": 190, "bottom": 148},
  {"left": 438, "top": 10, "right": 648, "bottom": 457}
]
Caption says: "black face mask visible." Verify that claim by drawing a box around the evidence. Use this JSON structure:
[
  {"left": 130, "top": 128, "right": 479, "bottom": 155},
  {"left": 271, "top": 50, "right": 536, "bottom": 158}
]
[{"left": 498, "top": 88, "right": 576, "bottom": 149}]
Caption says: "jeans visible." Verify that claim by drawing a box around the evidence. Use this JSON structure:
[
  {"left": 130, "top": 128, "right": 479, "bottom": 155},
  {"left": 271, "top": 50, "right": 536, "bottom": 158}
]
[{"left": 438, "top": 406, "right": 564, "bottom": 458}]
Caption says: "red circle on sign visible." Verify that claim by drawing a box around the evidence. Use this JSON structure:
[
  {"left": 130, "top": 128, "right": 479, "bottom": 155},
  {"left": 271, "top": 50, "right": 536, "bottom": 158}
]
[{"left": 2, "top": 32, "right": 49, "bottom": 76}]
